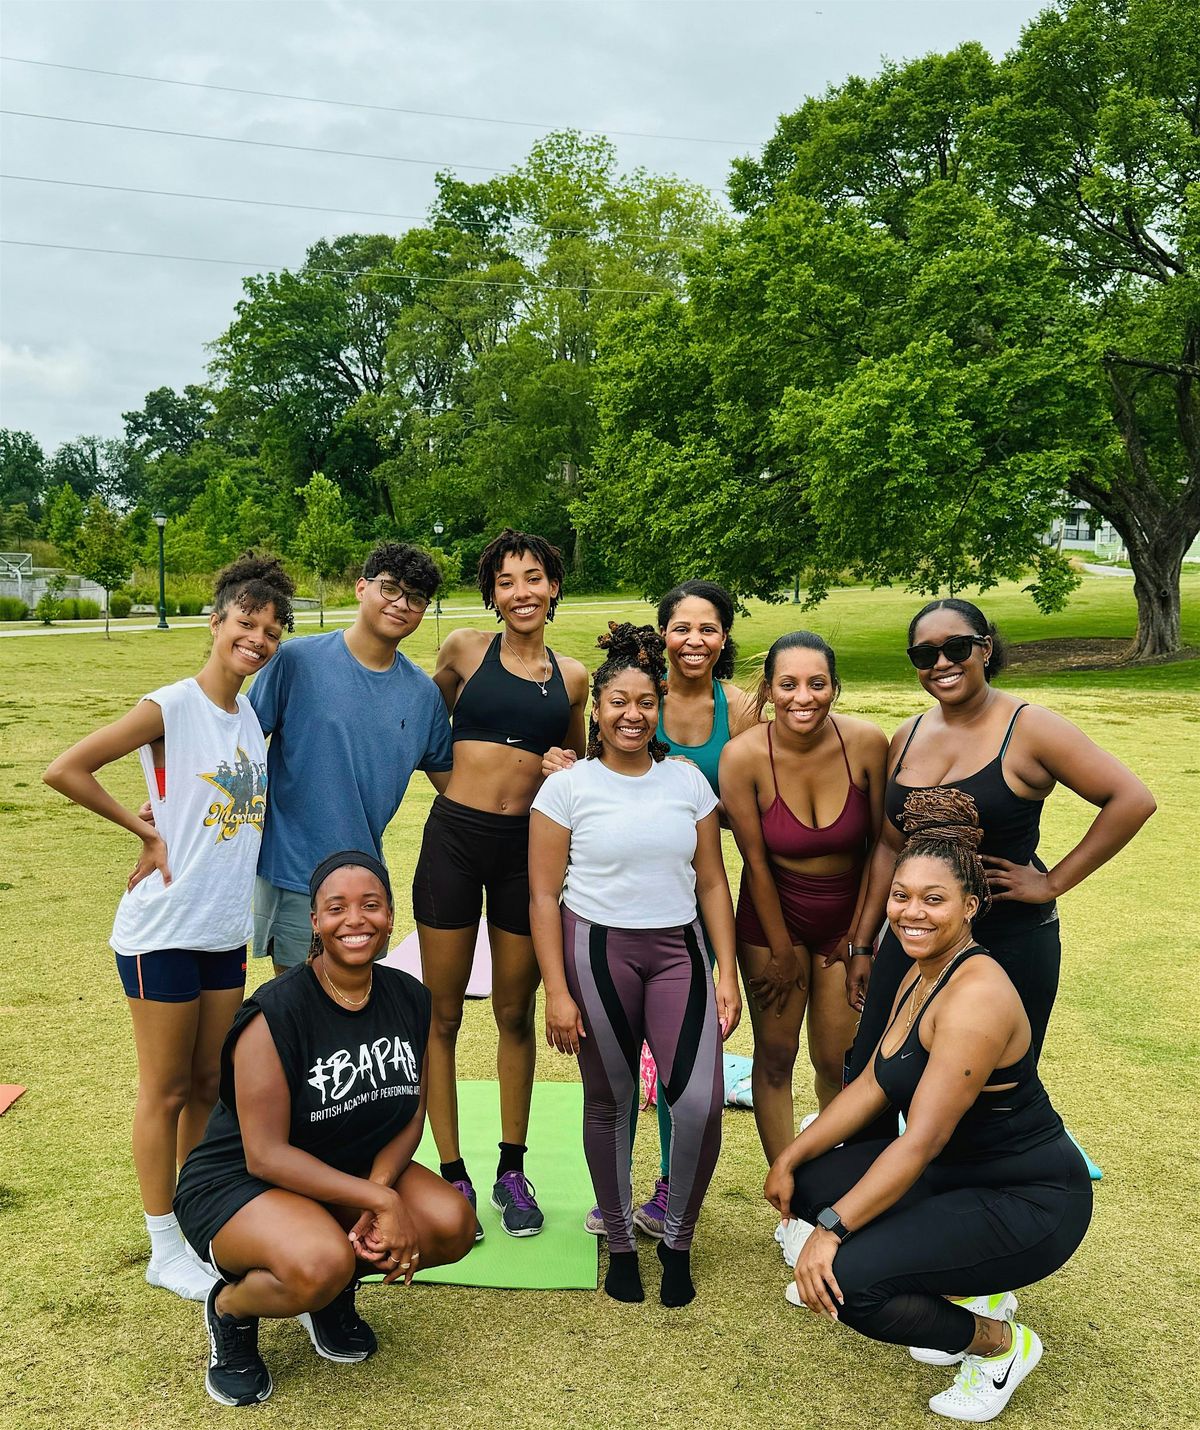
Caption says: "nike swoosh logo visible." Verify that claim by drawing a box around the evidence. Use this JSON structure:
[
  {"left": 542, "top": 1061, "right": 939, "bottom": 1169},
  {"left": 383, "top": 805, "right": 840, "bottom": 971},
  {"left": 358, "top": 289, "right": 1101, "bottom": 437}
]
[
  {"left": 505, "top": 737, "right": 522, "bottom": 745},
  {"left": 900, "top": 1050, "right": 915, "bottom": 1059},
  {"left": 992, "top": 1353, "right": 1017, "bottom": 1390}
]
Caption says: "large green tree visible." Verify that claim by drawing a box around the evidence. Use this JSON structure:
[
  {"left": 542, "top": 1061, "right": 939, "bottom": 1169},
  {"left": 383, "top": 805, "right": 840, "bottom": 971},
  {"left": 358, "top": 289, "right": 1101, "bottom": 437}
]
[
  {"left": 703, "top": 0, "right": 1198, "bottom": 656},
  {"left": 0, "top": 429, "right": 45, "bottom": 512},
  {"left": 74, "top": 497, "right": 134, "bottom": 639}
]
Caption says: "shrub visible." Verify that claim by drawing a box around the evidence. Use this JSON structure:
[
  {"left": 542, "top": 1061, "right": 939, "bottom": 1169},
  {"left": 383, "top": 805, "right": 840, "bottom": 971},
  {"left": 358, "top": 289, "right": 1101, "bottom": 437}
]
[
  {"left": 176, "top": 597, "right": 205, "bottom": 616},
  {"left": 0, "top": 596, "right": 30, "bottom": 620},
  {"left": 108, "top": 591, "right": 133, "bottom": 619},
  {"left": 59, "top": 597, "right": 102, "bottom": 620}
]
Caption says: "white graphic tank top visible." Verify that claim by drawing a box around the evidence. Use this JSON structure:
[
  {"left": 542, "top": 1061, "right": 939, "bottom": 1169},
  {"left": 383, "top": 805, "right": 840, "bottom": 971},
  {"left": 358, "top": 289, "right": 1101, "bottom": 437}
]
[{"left": 110, "top": 678, "right": 268, "bottom": 956}]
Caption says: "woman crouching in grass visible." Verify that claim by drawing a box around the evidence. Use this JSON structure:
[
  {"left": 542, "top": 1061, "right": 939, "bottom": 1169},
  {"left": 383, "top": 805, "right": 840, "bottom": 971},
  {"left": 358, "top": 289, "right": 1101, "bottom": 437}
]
[
  {"left": 173, "top": 853, "right": 473, "bottom": 1406},
  {"left": 43, "top": 553, "right": 294, "bottom": 1303}
]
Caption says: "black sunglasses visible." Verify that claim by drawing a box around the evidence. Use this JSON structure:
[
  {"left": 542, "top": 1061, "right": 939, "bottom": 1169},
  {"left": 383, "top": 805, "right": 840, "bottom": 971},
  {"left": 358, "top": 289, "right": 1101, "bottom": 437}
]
[{"left": 906, "top": 634, "right": 988, "bottom": 670}]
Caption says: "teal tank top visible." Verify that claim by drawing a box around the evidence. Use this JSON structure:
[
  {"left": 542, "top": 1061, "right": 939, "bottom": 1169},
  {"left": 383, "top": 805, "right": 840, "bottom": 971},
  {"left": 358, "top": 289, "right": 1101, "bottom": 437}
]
[{"left": 655, "top": 681, "right": 730, "bottom": 797}]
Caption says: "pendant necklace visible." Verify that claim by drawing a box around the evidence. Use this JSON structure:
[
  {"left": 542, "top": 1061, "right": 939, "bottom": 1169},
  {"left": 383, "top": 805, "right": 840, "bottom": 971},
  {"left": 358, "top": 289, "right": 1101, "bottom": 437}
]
[
  {"left": 904, "top": 933, "right": 974, "bottom": 1031},
  {"left": 503, "top": 635, "right": 550, "bottom": 697},
  {"left": 318, "top": 956, "right": 372, "bottom": 1008}
]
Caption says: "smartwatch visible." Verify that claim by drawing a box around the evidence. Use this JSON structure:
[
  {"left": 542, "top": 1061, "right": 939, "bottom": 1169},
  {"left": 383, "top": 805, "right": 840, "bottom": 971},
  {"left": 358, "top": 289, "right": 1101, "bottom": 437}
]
[{"left": 816, "top": 1206, "right": 850, "bottom": 1243}]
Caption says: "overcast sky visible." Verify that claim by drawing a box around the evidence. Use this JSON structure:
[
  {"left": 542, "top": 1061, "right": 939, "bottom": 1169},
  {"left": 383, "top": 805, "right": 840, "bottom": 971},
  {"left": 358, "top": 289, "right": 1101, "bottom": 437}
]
[{"left": 1, "top": 0, "right": 1048, "bottom": 455}]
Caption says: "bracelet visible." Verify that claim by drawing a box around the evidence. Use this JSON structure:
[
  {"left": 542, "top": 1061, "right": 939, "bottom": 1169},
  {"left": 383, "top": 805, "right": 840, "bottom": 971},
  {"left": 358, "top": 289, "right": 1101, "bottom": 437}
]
[{"left": 848, "top": 943, "right": 874, "bottom": 959}]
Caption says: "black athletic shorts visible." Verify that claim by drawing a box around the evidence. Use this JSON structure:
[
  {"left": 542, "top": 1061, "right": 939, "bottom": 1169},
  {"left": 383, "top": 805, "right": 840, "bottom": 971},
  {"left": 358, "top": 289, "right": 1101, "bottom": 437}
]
[{"left": 412, "top": 794, "right": 532, "bottom": 936}]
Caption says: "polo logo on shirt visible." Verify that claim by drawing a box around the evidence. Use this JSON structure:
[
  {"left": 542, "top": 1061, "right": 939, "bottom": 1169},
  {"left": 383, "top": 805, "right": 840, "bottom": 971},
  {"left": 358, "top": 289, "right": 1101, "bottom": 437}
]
[
  {"left": 307, "top": 1036, "right": 420, "bottom": 1109},
  {"left": 199, "top": 748, "right": 267, "bottom": 842}
]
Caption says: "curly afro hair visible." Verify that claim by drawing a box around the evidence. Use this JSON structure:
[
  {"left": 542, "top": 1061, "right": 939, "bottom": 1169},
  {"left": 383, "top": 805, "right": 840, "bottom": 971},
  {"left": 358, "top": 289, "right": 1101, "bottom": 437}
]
[{"left": 213, "top": 552, "right": 295, "bottom": 632}]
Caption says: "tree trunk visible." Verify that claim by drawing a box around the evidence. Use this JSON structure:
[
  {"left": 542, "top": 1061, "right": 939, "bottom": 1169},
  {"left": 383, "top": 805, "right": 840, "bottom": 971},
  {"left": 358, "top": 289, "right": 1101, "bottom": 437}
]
[
  {"left": 104, "top": 586, "right": 111, "bottom": 641},
  {"left": 1126, "top": 536, "right": 1185, "bottom": 661},
  {"left": 318, "top": 574, "right": 325, "bottom": 629}
]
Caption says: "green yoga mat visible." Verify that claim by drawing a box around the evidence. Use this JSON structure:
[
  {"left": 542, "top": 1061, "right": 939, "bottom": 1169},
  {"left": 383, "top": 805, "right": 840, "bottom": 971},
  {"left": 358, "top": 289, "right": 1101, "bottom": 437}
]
[{"left": 366, "top": 1080, "right": 597, "bottom": 1291}]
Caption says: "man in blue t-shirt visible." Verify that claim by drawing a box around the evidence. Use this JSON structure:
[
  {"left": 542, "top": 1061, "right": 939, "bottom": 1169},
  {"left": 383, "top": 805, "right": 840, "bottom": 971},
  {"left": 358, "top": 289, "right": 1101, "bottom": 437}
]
[{"left": 248, "top": 542, "right": 453, "bottom": 973}]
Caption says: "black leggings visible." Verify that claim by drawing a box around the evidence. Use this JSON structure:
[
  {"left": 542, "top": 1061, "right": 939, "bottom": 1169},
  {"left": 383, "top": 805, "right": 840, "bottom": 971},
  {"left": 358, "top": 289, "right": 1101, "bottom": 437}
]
[
  {"left": 790, "top": 1134, "right": 1092, "bottom": 1353},
  {"left": 845, "top": 919, "right": 1061, "bottom": 1143}
]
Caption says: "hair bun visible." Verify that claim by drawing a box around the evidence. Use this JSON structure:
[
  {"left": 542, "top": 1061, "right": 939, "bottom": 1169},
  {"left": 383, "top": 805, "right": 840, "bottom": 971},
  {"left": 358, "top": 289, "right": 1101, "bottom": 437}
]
[{"left": 898, "top": 788, "right": 984, "bottom": 852}]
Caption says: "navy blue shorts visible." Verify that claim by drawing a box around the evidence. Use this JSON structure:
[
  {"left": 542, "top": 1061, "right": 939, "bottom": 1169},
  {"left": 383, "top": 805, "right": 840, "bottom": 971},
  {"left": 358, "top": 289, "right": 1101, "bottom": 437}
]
[{"left": 115, "top": 946, "right": 247, "bottom": 1003}]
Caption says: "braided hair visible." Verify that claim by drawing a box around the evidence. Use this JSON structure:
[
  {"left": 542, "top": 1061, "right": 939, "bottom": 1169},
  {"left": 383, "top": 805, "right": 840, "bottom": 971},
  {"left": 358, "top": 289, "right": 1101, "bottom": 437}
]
[
  {"left": 894, "top": 787, "right": 991, "bottom": 916},
  {"left": 477, "top": 528, "right": 565, "bottom": 622},
  {"left": 586, "top": 622, "right": 670, "bottom": 761},
  {"left": 213, "top": 551, "right": 296, "bottom": 632}
]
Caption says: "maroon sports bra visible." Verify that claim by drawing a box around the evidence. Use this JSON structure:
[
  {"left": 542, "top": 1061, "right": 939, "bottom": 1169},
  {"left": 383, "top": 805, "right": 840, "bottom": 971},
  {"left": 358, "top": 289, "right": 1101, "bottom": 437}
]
[{"left": 761, "top": 719, "right": 871, "bottom": 861}]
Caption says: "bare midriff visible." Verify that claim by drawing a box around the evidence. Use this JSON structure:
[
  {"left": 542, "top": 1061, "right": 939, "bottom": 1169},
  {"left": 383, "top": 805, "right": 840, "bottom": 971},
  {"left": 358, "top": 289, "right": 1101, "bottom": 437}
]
[{"left": 443, "top": 741, "right": 547, "bottom": 815}]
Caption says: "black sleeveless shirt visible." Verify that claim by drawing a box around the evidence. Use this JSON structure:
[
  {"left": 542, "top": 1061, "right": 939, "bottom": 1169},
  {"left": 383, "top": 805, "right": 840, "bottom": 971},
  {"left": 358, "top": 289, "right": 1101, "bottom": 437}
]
[
  {"left": 451, "top": 632, "right": 571, "bottom": 757},
  {"left": 885, "top": 704, "right": 1056, "bottom": 934},
  {"left": 874, "top": 946, "right": 1063, "bottom": 1162},
  {"left": 181, "top": 963, "right": 431, "bottom": 1188}
]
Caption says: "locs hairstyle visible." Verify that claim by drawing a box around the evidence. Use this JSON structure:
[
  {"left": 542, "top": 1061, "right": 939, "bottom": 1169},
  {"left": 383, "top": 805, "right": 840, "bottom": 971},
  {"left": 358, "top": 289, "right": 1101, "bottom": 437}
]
[
  {"left": 212, "top": 551, "right": 296, "bottom": 632},
  {"left": 894, "top": 786, "right": 992, "bottom": 916},
  {"left": 907, "top": 599, "right": 1007, "bottom": 682},
  {"left": 586, "top": 622, "right": 670, "bottom": 761},
  {"left": 657, "top": 580, "right": 738, "bottom": 681},
  {"left": 476, "top": 528, "right": 565, "bottom": 622},
  {"left": 755, "top": 630, "right": 840, "bottom": 718}
]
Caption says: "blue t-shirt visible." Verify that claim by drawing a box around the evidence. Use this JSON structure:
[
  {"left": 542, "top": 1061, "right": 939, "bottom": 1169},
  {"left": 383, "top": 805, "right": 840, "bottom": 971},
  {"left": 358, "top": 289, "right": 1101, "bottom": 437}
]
[{"left": 248, "top": 630, "right": 453, "bottom": 893}]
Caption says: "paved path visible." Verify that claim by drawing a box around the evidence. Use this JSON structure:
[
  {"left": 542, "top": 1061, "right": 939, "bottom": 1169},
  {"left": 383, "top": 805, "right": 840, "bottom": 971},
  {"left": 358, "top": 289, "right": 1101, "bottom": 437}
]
[
  {"left": 0, "top": 597, "right": 649, "bottom": 638},
  {"left": 1079, "top": 562, "right": 1133, "bottom": 579}
]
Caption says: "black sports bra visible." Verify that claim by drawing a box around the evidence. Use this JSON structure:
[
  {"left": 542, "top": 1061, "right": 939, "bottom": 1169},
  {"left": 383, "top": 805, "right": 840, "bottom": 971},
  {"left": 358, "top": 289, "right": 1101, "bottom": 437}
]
[
  {"left": 874, "top": 946, "right": 1063, "bottom": 1162},
  {"left": 451, "top": 633, "right": 571, "bottom": 757},
  {"left": 886, "top": 704, "right": 1055, "bottom": 932}
]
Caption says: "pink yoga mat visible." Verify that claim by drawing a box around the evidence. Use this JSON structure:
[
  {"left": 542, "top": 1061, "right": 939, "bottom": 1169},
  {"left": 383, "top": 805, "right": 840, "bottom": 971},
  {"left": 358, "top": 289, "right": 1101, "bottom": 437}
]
[
  {"left": 381, "top": 926, "right": 493, "bottom": 999},
  {"left": 0, "top": 1085, "right": 26, "bottom": 1116}
]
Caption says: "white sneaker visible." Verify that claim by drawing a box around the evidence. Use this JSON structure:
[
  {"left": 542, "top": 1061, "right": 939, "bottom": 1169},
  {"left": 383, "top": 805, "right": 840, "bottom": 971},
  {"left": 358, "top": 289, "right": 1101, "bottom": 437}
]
[
  {"left": 146, "top": 1248, "right": 218, "bottom": 1302},
  {"left": 928, "top": 1322, "right": 1043, "bottom": 1422},
  {"left": 784, "top": 1279, "right": 806, "bottom": 1308},
  {"left": 911, "top": 1292, "right": 1019, "bottom": 1365},
  {"left": 773, "top": 1216, "right": 815, "bottom": 1268},
  {"left": 798, "top": 1111, "right": 819, "bottom": 1132}
]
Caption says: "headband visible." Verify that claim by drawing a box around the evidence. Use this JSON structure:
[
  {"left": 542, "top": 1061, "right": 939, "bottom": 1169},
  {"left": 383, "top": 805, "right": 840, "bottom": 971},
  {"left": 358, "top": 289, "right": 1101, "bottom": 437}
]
[{"left": 308, "top": 850, "right": 393, "bottom": 907}]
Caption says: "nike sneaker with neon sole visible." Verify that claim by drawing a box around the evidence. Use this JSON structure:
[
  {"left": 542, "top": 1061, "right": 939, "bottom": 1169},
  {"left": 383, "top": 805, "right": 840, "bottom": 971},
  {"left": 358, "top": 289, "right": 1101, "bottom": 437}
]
[
  {"left": 928, "top": 1322, "right": 1043, "bottom": 1423},
  {"left": 911, "top": 1292, "right": 1019, "bottom": 1365}
]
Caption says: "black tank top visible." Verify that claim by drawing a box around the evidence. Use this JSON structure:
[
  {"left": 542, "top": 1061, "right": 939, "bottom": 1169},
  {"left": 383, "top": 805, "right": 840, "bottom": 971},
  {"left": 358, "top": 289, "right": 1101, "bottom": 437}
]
[
  {"left": 183, "top": 963, "right": 431, "bottom": 1187},
  {"left": 885, "top": 704, "right": 1056, "bottom": 934},
  {"left": 452, "top": 633, "right": 571, "bottom": 757},
  {"left": 874, "top": 946, "right": 1063, "bottom": 1162}
]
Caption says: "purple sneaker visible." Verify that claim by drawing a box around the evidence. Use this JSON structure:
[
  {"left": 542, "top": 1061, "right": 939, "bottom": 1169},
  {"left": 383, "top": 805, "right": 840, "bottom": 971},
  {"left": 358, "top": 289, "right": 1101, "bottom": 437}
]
[
  {"left": 490, "top": 1171, "right": 544, "bottom": 1237},
  {"left": 451, "top": 1179, "right": 484, "bottom": 1243},
  {"left": 633, "top": 1177, "right": 669, "bottom": 1239}
]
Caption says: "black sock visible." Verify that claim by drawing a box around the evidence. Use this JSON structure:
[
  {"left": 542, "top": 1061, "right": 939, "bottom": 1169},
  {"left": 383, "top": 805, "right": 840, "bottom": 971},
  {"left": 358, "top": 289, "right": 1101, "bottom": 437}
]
[
  {"left": 440, "top": 1158, "right": 468, "bottom": 1185},
  {"left": 604, "top": 1251, "right": 644, "bottom": 1304},
  {"left": 657, "top": 1242, "right": 695, "bottom": 1307},
  {"left": 496, "top": 1142, "right": 527, "bottom": 1180}
]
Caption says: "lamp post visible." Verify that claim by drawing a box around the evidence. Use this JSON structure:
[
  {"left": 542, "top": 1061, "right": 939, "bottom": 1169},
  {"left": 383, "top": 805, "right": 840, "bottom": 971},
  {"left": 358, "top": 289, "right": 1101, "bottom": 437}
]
[
  {"left": 432, "top": 517, "right": 445, "bottom": 648},
  {"left": 153, "top": 513, "right": 169, "bottom": 630},
  {"left": 792, "top": 574, "right": 801, "bottom": 604}
]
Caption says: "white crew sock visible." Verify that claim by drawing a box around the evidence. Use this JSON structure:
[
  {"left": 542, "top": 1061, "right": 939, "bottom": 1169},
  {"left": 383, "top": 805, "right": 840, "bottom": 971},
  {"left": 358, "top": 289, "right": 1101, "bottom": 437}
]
[{"left": 144, "top": 1211, "right": 217, "bottom": 1302}]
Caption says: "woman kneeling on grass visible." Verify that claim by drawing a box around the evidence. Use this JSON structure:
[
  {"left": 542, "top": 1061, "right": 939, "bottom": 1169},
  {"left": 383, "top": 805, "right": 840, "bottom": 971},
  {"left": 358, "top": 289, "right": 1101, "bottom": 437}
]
[
  {"left": 173, "top": 853, "right": 474, "bottom": 1406},
  {"left": 43, "top": 553, "right": 294, "bottom": 1304},
  {"left": 764, "top": 789, "right": 1092, "bottom": 1424},
  {"left": 529, "top": 623, "right": 741, "bottom": 1307}
]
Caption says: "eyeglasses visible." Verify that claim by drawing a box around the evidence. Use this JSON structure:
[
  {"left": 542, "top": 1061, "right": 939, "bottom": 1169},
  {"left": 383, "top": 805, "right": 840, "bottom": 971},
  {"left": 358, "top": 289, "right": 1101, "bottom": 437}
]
[
  {"left": 906, "top": 634, "right": 988, "bottom": 670},
  {"left": 368, "top": 578, "right": 430, "bottom": 613}
]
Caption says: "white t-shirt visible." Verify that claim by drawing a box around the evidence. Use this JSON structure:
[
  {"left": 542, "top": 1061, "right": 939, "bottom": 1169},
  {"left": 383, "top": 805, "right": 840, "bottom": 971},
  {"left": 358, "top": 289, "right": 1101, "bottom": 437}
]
[
  {"left": 531, "top": 756, "right": 719, "bottom": 929},
  {"left": 110, "top": 678, "right": 267, "bottom": 956}
]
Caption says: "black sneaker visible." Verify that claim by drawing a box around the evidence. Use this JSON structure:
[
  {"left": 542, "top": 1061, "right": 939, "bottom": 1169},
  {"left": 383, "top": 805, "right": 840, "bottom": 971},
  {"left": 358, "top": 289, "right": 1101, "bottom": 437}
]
[
  {"left": 298, "top": 1281, "right": 377, "bottom": 1363},
  {"left": 204, "top": 1279, "right": 273, "bottom": 1407}
]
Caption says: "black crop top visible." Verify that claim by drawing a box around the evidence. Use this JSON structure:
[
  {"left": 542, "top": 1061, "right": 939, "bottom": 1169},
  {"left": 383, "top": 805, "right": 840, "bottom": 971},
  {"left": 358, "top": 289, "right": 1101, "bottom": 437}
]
[
  {"left": 874, "top": 946, "right": 1063, "bottom": 1162},
  {"left": 885, "top": 704, "right": 1056, "bottom": 933},
  {"left": 451, "top": 633, "right": 571, "bottom": 757}
]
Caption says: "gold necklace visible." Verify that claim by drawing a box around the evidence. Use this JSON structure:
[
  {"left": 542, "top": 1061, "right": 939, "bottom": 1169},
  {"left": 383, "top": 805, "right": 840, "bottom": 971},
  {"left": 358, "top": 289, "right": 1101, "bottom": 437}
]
[
  {"left": 317, "top": 955, "right": 372, "bottom": 1008},
  {"left": 502, "top": 635, "right": 550, "bottom": 697},
  {"left": 904, "top": 934, "right": 974, "bottom": 1031}
]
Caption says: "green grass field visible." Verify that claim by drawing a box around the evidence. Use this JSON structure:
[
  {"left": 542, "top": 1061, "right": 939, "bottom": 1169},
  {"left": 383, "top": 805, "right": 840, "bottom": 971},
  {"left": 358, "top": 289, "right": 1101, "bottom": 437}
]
[{"left": 1, "top": 573, "right": 1197, "bottom": 1429}]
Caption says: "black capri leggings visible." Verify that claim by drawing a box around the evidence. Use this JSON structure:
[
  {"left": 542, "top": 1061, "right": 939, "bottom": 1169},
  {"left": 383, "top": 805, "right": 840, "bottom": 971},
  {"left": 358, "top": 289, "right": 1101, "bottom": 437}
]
[
  {"left": 790, "top": 1133, "right": 1092, "bottom": 1354},
  {"left": 845, "top": 918, "right": 1061, "bottom": 1143}
]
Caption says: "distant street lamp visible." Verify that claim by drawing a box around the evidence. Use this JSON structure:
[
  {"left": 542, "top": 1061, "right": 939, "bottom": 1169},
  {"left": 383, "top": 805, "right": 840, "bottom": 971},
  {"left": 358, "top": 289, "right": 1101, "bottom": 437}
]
[
  {"left": 153, "top": 513, "right": 169, "bottom": 630},
  {"left": 432, "top": 517, "right": 445, "bottom": 648},
  {"left": 792, "top": 574, "right": 801, "bottom": 604}
]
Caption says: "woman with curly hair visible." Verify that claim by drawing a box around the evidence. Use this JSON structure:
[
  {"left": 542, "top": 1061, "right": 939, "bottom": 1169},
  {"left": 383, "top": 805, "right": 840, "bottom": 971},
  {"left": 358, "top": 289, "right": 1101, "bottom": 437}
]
[
  {"left": 44, "top": 553, "right": 295, "bottom": 1302},
  {"left": 529, "top": 624, "right": 741, "bottom": 1306},
  {"left": 413, "top": 529, "right": 588, "bottom": 1238},
  {"left": 765, "top": 788, "right": 1093, "bottom": 1423}
]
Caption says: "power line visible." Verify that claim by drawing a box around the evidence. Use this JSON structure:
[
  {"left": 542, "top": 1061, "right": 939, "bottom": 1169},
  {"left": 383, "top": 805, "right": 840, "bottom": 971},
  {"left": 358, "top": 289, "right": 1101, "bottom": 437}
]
[
  {"left": 1, "top": 109, "right": 507, "bottom": 174},
  {"left": 0, "top": 237, "right": 671, "bottom": 296},
  {"left": 0, "top": 172, "right": 708, "bottom": 247},
  {"left": 0, "top": 54, "right": 755, "bottom": 148}
]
